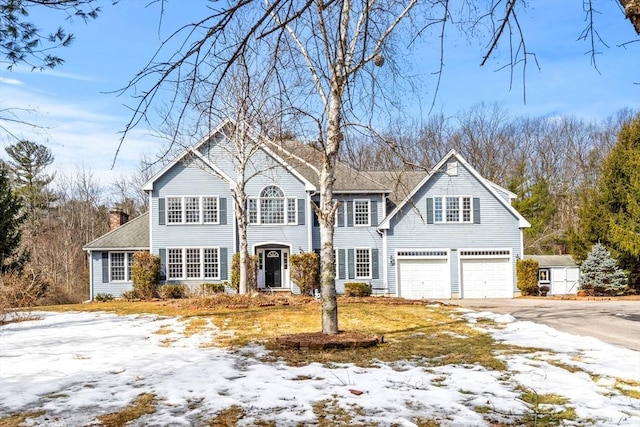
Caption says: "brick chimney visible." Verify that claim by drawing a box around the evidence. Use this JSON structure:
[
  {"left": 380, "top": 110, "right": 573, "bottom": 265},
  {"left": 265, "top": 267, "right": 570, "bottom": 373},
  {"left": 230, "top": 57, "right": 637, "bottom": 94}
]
[{"left": 109, "top": 208, "right": 129, "bottom": 231}]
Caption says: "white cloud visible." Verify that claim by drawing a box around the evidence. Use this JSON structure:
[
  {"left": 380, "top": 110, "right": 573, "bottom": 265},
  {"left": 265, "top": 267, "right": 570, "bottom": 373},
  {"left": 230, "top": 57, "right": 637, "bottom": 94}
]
[{"left": 0, "top": 76, "right": 23, "bottom": 86}]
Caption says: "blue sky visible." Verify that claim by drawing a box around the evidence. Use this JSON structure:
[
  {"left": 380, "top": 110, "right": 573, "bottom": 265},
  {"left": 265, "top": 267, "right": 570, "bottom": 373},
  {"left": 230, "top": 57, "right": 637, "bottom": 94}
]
[{"left": 0, "top": 1, "right": 638, "bottom": 192}]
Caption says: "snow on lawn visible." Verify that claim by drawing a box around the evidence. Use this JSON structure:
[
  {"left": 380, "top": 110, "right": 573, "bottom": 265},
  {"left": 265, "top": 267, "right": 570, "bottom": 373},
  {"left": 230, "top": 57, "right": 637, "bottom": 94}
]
[{"left": 0, "top": 310, "right": 638, "bottom": 426}]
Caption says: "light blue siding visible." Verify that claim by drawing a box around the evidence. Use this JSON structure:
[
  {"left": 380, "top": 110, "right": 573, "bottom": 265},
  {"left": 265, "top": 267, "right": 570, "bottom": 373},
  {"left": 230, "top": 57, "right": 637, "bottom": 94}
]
[
  {"left": 386, "top": 161, "right": 523, "bottom": 296},
  {"left": 312, "top": 194, "right": 385, "bottom": 294},
  {"left": 90, "top": 251, "right": 134, "bottom": 298}
]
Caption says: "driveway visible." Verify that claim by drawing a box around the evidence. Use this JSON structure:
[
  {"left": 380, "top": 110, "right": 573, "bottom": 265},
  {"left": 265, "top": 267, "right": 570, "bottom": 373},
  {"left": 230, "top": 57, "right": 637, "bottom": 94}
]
[{"left": 440, "top": 298, "right": 640, "bottom": 351}]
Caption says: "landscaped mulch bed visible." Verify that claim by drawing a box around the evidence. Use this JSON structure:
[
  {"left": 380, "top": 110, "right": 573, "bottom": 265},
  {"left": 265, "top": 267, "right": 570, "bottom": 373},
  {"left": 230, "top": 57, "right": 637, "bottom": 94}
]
[{"left": 275, "top": 331, "right": 381, "bottom": 350}]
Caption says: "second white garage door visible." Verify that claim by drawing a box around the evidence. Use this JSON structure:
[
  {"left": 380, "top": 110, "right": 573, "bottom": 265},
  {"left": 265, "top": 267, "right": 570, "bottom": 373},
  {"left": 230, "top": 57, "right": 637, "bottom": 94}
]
[
  {"left": 460, "top": 254, "right": 512, "bottom": 298},
  {"left": 398, "top": 258, "right": 450, "bottom": 299}
]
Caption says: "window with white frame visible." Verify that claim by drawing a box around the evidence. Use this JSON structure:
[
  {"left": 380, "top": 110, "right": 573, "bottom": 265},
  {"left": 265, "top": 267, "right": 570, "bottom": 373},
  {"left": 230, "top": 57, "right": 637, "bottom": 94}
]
[
  {"left": 185, "top": 197, "right": 200, "bottom": 223},
  {"left": 110, "top": 252, "right": 125, "bottom": 281},
  {"left": 168, "top": 248, "right": 183, "bottom": 279},
  {"left": 110, "top": 252, "right": 135, "bottom": 282},
  {"left": 434, "top": 196, "right": 472, "bottom": 223},
  {"left": 167, "top": 248, "right": 220, "bottom": 280},
  {"left": 355, "top": 248, "right": 371, "bottom": 279},
  {"left": 202, "top": 197, "right": 219, "bottom": 223},
  {"left": 248, "top": 186, "right": 297, "bottom": 225},
  {"left": 166, "top": 196, "right": 219, "bottom": 224},
  {"left": 354, "top": 199, "right": 370, "bottom": 226},
  {"left": 203, "top": 248, "right": 219, "bottom": 278},
  {"left": 247, "top": 198, "right": 258, "bottom": 224},
  {"left": 167, "top": 197, "right": 183, "bottom": 223},
  {"left": 126, "top": 252, "right": 134, "bottom": 281},
  {"left": 185, "top": 248, "right": 200, "bottom": 278}
]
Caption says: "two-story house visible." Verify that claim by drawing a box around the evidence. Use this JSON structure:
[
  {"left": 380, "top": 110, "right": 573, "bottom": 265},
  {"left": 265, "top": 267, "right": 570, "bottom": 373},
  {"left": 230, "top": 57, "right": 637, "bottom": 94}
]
[{"left": 84, "top": 121, "right": 530, "bottom": 299}]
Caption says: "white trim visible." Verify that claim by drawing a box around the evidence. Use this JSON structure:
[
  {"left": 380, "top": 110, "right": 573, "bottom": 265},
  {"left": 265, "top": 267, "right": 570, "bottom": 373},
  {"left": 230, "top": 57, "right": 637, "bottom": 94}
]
[
  {"left": 354, "top": 247, "right": 372, "bottom": 280},
  {"left": 394, "top": 248, "right": 451, "bottom": 299},
  {"left": 353, "top": 199, "right": 371, "bottom": 227},
  {"left": 142, "top": 123, "right": 237, "bottom": 191},
  {"left": 433, "top": 195, "right": 473, "bottom": 224},
  {"left": 253, "top": 242, "right": 293, "bottom": 290},
  {"left": 378, "top": 149, "right": 531, "bottom": 229},
  {"left": 164, "top": 195, "right": 221, "bottom": 225},
  {"left": 88, "top": 251, "right": 94, "bottom": 300},
  {"left": 165, "top": 247, "right": 221, "bottom": 280}
]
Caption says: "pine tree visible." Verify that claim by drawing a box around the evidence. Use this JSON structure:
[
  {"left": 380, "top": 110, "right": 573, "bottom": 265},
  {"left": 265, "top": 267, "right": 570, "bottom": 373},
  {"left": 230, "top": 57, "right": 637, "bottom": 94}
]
[
  {"left": 579, "top": 243, "right": 628, "bottom": 296},
  {"left": 0, "top": 165, "right": 28, "bottom": 273},
  {"left": 572, "top": 114, "right": 640, "bottom": 291}
]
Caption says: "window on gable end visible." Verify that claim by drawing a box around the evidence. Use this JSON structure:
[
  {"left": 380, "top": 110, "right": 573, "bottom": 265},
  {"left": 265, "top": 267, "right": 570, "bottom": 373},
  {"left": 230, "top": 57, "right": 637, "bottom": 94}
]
[
  {"left": 203, "top": 197, "right": 219, "bottom": 223},
  {"left": 167, "top": 197, "right": 182, "bottom": 223}
]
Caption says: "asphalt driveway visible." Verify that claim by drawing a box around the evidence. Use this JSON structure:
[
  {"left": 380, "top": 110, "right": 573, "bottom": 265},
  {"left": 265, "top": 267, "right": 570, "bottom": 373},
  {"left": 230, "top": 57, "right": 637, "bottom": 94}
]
[{"left": 441, "top": 298, "right": 640, "bottom": 351}]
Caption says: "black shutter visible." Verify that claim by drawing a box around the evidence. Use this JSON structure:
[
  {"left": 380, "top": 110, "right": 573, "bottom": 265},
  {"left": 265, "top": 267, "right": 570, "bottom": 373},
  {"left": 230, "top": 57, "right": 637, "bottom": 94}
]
[
  {"left": 298, "top": 199, "right": 305, "bottom": 225},
  {"left": 347, "top": 248, "right": 355, "bottom": 279},
  {"left": 426, "top": 198, "right": 434, "bottom": 224},
  {"left": 220, "top": 248, "right": 228, "bottom": 280},
  {"left": 337, "top": 203, "right": 344, "bottom": 227},
  {"left": 159, "top": 248, "right": 166, "bottom": 281},
  {"left": 338, "top": 249, "right": 346, "bottom": 280},
  {"left": 101, "top": 252, "right": 109, "bottom": 283},
  {"left": 219, "top": 197, "right": 227, "bottom": 225},
  {"left": 372, "top": 248, "right": 379, "bottom": 279},
  {"left": 473, "top": 197, "right": 481, "bottom": 224},
  {"left": 347, "top": 201, "right": 354, "bottom": 227},
  {"left": 313, "top": 209, "right": 319, "bottom": 227},
  {"left": 370, "top": 200, "right": 378, "bottom": 226},
  {"left": 158, "top": 198, "right": 166, "bottom": 225}
]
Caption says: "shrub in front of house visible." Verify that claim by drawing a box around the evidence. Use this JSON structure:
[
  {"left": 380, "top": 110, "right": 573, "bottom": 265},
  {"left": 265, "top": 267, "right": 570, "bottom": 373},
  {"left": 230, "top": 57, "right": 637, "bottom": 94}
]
[
  {"left": 120, "top": 290, "right": 137, "bottom": 301},
  {"left": 516, "top": 259, "right": 539, "bottom": 296},
  {"left": 344, "top": 282, "right": 372, "bottom": 297},
  {"left": 579, "top": 243, "right": 628, "bottom": 296},
  {"left": 231, "top": 253, "right": 258, "bottom": 292},
  {"left": 201, "top": 282, "right": 227, "bottom": 295},
  {"left": 289, "top": 252, "right": 320, "bottom": 295},
  {"left": 131, "top": 251, "right": 161, "bottom": 300},
  {"left": 159, "top": 284, "right": 187, "bottom": 299},
  {"left": 95, "top": 293, "right": 114, "bottom": 302}
]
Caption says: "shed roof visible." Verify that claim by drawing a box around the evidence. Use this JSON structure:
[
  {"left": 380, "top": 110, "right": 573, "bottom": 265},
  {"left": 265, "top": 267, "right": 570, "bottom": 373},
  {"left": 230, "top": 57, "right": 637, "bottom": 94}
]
[
  {"left": 83, "top": 213, "right": 149, "bottom": 251},
  {"left": 524, "top": 255, "right": 578, "bottom": 268}
]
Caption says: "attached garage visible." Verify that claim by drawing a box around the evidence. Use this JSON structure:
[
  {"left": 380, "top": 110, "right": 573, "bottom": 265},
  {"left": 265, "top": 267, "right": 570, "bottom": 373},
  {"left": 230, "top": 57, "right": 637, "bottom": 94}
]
[
  {"left": 460, "top": 250, "right": 513, "bottom": 298},
  {"left": 397, "top": 250, "right": 450, "bottom": 299}
]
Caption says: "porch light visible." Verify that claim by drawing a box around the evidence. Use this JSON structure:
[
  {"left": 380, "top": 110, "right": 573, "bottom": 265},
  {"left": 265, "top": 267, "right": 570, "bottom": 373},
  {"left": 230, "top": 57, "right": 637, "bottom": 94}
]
[{"left": 389, "top": 255, "right": 395, "bottom": 266}]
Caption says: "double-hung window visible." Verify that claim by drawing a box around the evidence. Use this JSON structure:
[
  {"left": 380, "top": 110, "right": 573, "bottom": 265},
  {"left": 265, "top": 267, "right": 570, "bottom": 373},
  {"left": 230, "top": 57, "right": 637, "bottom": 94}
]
[
  {"left": 166, "top": 196, "right": 219, "bottom": 224},
  {"left": 111, "top": 252, "right": 135, "bottom": 282},
  {"left": 247, "top": 186, "right": 297, "bottom": 225},
  {"left": 434, "top": 196, "right": 472, "bottom": 223},
  {"left": 353, "top": 200, "right": 370, "bottom": 226},
  {"left": 355, "top": 248, "right": 371, "bottom": 279},
  {"left": 167, "top": 248, "right": 220, "bottom": 280}
]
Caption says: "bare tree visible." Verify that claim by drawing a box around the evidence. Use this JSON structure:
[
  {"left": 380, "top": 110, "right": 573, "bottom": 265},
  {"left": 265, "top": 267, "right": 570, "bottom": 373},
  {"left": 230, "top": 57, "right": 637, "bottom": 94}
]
[{"left": 118, "top": 1, "right": 637, "bottom": 334}]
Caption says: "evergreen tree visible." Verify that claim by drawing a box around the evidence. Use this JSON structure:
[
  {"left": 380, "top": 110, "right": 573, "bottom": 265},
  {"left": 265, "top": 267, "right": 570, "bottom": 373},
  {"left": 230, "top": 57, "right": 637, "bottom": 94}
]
[
  {"left": 572, "top": 114, "right": 640, "bottom": 291},
  {"left": 5, "top": 140, "right": 56, "bottom": 236},
  {"left": 0, "top": 165, "right": 28, "bottom": 273},
  {"left": 579, "top": 243, "right": 628, "bottom": 296}
]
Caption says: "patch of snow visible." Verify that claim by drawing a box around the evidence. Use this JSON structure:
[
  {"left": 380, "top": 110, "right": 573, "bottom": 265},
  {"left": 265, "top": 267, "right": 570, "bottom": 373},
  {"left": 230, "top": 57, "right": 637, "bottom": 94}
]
[{"left": 0, "top": 310, "right": 638, "bottom": 426}]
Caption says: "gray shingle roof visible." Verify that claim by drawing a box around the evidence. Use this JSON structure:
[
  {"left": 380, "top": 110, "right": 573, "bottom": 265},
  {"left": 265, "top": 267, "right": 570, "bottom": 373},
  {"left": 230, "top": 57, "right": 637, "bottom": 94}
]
[
  {"left": 524, "top": 255, "right": 578, "bottom": 268},
  {"left": 267, "top": 140, "right": 391, "bottom": 193},
  {"left": 83, "top": 213, "right": 149, "bottom": 250}
]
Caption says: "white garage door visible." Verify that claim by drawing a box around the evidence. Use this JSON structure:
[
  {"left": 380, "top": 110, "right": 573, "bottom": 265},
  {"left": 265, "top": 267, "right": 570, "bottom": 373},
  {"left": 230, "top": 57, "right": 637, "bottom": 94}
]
[
  {"left": 398, "top": 257, "right": 450, "bottom": 299},
  {"left": 460, "top": 252, "right": 512, "bottom": 298}
]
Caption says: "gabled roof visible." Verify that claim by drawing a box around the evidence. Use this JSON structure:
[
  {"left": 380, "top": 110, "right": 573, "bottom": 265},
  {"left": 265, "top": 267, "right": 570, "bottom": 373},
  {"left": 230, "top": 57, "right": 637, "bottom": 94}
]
[
  {"left": 83, "top": 213, "right": 149, "bottom": 251},
  {"left": 142, "top": 120, "right": 318, "bottom": 192},
  {"left": 377, "top": 149, "right": 531, "bottom": 229},
  {"left": 265, "top": 140, "right": 390, "bottom": 193},
  {"left": 524, "top": 255, "right": 578, "bottom": 268}
]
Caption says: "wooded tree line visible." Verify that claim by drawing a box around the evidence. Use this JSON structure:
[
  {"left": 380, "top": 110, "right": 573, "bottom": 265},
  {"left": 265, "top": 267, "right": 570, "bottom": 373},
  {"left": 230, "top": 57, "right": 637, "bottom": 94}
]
[
  {"left": 1, "top": 106, "right": 637, "bottom": 304},
  {"left": 342, "top": 105, "right": 636, "bottom": 256},
  {"left": 0, "top": 141, "right": 150, "bottom": 304}
]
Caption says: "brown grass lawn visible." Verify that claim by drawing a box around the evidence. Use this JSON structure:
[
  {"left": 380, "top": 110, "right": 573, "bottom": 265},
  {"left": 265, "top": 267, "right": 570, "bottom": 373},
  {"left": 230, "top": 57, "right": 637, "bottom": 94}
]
[{"left": 39, "top": 295, "right": 510, "bottom": 370}]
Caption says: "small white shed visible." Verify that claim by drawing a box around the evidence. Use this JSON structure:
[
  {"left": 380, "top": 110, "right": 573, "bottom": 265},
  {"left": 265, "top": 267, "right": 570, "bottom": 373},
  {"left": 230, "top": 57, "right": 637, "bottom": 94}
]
[{"left": 524, "top": 255, "right": 580, "bottom": 295}]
